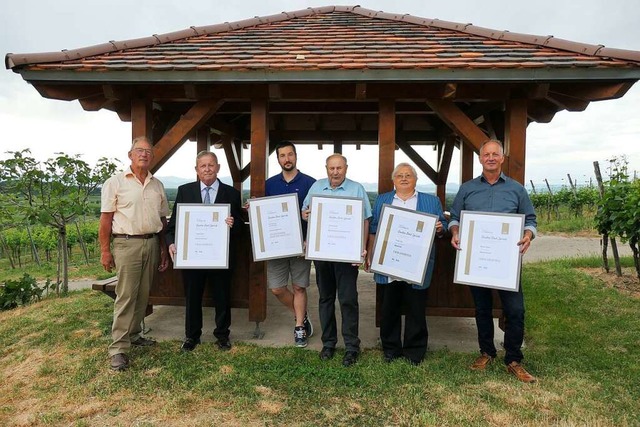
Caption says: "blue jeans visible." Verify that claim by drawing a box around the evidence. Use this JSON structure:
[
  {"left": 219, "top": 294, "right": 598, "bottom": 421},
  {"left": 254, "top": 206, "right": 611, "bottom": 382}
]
[{"left": 470, "top": 285, "right": 525, "bottom": 365}]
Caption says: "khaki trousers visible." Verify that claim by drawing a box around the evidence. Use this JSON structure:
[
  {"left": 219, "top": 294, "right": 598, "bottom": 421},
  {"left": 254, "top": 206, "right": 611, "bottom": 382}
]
[{"left": 108, "top": 236, "right": 159, "bottom": 357}]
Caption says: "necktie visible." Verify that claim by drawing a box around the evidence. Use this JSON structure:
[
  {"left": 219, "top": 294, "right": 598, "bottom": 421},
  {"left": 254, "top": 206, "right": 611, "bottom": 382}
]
[{"left": 203, "top": 186, "right": 212, "bottom": 204}]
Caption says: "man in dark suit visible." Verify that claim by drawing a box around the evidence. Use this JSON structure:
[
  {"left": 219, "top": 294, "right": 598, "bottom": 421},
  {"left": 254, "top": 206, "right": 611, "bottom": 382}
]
[{"left": 166, "top": 151, "right": 243, "bottom": 352}]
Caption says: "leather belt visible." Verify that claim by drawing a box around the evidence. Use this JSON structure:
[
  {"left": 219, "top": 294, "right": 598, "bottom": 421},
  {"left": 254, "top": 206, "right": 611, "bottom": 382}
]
[{"left": 112, "top": 233, "right": 158, "bottom": 239}]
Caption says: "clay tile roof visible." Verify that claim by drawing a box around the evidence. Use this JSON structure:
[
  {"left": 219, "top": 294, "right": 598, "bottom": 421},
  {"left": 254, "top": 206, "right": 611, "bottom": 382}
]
[{"left": 6, "top": 5, "right": 640, "bottom": 76}]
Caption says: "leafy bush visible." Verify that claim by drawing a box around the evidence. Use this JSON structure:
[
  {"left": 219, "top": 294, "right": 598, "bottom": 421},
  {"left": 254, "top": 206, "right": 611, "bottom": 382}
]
[
  {"left": 0, "top": 273, "right": 47, "bottom": 310},
  {"left": 595, "top": 157, "right": 640, "bottom": 280}
]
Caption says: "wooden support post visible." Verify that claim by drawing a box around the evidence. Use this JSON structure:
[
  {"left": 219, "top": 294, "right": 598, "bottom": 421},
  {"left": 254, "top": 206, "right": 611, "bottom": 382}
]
[
  {"left": 378, "top": 99, "right": 395, "bottom": 193},
  {"left": 131, "top": 98, "right": 152, "bottom": 142},
  {"left": 436, "top": 135, "right": 456, "bottom": 208},
  {"left": 333, "top": 140, "right": 343, "bottom": 155},
  {"left": 504, "top": 99, "right": 527, "bottom": 184},
  {"left": 196, "top": 127, "right": 210, "bottom": 153},
  {"left": 460, "top": 141, "right": 475, "bottom": 184},
  {"left": 222, "top": 134, "right": 243, "bottom": 192},
  {"left": 248, "top": 99, "right": 268, "bottom": 323}
]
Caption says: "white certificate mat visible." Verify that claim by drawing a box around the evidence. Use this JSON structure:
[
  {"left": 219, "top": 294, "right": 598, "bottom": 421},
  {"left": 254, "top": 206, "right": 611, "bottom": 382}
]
[
  {"left": 370, "top": 204, "right": 438, "bottom": 285},
  {"left": 174, "top": 203, "right": 230, "bottom": 269},
  {"left": 453, "top": 211, "right": 524, "bottom": 291},
  {"left": 248, "top": 194, "right": 304, "bottom": 261},
  {"left": 306, "top": 195, "right": 364, "bottom": 263}
]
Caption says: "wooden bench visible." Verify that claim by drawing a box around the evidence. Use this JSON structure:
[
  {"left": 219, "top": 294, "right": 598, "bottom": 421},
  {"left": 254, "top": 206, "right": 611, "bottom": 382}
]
[{"left": 92, "top": 276, "right": 153, "bottom": 316}]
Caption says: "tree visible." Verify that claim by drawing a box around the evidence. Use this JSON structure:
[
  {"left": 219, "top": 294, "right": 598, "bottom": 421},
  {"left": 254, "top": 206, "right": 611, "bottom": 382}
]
[{"left": 0, "top": 150, "right": 118, "bottom": 293}]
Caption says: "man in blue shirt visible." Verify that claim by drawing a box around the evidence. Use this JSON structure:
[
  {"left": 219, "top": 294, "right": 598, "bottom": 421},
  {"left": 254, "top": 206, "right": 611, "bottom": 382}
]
[
  {"left": 264, "top": 141, "right": 316, "bottom": 348},
  {"left": 302, "top": 153, "right": 372, "bottom": 367},
  {"left": 449, "top": 139, "right": 537, "bottom": 383}
]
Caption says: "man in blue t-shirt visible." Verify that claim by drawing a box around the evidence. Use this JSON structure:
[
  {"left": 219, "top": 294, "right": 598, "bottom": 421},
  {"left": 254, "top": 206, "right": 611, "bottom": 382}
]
[{"left": 264, "top": 141, "right": 316, "bottom": 348}]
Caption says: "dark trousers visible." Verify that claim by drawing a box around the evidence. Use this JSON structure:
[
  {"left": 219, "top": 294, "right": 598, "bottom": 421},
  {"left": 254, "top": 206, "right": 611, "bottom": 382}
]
[
  {"left": 470, "top": 285, "right": 525, "bottom": 365},
  {"left": 314, "top": 261, "right": 360, "bottom": 352},
  {"left": 182, "top": 269, "right": 232, "bottom": 341},
  {"left": 379, "top": 281, "right": 428, "bottom": 363}
]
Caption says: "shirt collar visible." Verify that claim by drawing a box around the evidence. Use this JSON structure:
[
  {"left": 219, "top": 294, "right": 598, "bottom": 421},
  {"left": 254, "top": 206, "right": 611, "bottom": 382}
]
[
  {"left": 200, "top": 179, "right": 219, "bottom": 192},
  {"left": 280, "top": 170, "right": 300, "bottom": 183},
  {"left": 392, "top": 190, "right": 418, "bottom": 201},
  {"left": 480, "top": 172, "right": 507, "bottom": 184},
  {"left": 124, "top": 166, "right": 154, "bottom": 184},
  {"left": 322, "top": 177, "right": 346, "bottom": 190}
]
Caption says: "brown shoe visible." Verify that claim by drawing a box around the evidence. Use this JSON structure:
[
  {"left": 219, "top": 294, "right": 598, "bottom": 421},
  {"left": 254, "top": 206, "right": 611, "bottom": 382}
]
[
  {"left": 507, "top": 361, "right": 537, "bottom": 383},
  {"left": 110, "top": 353, "right": 129, "bottom": 371},
  {"left": 470, "top": 353, "right": 494, "bottom": 370}
]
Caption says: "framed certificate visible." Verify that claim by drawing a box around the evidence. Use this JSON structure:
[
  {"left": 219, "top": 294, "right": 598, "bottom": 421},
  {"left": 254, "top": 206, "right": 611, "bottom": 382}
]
[
  {"left": 173, "top": 203, "right": 230, "bottom": 269},
  {"left": 305, "top": 195, "right": 364, "bottom": 263},
  {"left": 369, "top": 204, "right": 438, "bottom": 285},
  {"left": 453, "top": 211, "right": 525, "bottom": 291},
  {"left": 247, "top": 194, "right": 304, "bottom": 261}
]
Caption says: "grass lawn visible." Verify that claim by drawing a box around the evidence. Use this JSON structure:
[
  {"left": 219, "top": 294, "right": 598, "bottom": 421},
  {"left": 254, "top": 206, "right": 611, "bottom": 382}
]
[{"left": 0, "top": 259, "right": 638, "bottom": 426}]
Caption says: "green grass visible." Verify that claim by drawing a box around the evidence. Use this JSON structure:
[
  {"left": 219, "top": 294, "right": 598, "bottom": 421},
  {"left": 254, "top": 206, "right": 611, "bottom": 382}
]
[
  {"left": 0, "top": 252, "right": 114, "bottom": 283},
  {"left": 536, "top": 207, "right": 597, "bottom": 234},
  {"left": 1, "top": 259, "right": 639, "bottom": 425}
]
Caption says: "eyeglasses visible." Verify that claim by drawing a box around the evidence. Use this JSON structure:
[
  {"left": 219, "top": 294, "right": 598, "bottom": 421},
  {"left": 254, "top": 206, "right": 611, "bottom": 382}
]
[
  {"left": 133, "top": 148, "right": 153, "bottom": 155},
  {"left": 394, "top": 174, "right": 414, "bottom": 179}
]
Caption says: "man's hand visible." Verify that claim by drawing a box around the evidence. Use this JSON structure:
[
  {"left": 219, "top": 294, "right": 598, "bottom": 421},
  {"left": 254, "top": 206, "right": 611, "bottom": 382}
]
[
  {"left": 517, "top": 231, "right": 533, "bottom": 254},
  {"left": 225, "top": 216, "right": 234, "bottom": 228},
  {"left": 449, "top": 224, "right": 461, "bottom": 250},
  {"left": 168, "top": 243, "right": 177, "bottom": 264},
  {"left": 353, "top": 249, "right": 367, "bottom": 267},
  {"left": 158, "top": 248, "right": 169, "bottom": 272},
  {"left": 101, "top": 251, "right": 115, "bottom": 272}
]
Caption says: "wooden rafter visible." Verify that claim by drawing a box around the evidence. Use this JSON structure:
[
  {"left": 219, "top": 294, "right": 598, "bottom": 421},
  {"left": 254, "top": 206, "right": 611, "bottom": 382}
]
[
  {"left": 395, "top": 139, "right": 438, "bottom": 184},
  {"left": 150, "top": 98, "right": 224, "bottom": 172},
  {"left": 426, "top": 99, "right": 489, "bottom": 153}
]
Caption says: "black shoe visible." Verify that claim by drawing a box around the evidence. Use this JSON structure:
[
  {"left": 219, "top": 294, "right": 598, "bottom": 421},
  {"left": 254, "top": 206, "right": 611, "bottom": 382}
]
[
  {"left": 303, "top": 312, "right": 314, "bottom": 338},
  {"left": 383, "top": 352, "right": 401, "bottom": 363},
  {"left": 343, "top": 351, "right": 359, "bottom": 367},
  {"left": 131, "top": 337, "right": 156, "bottom": 347},
  {"left": 180, "top": 338, "right": 200, "bottom": 352},
  {"left": 319, "top": 346, "right": 335, "bottom": 361},
  {"left": 110, "top": 353, "right": 129, "bottom": 371},
  {"left": 215, "top": 338, "right": 232, "bottom": 351}
]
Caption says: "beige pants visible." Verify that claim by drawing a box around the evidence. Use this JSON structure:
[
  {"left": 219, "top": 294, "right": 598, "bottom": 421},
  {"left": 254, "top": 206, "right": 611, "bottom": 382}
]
[{"left": 108, "top": 236, "right": 159, "bottom": 357}]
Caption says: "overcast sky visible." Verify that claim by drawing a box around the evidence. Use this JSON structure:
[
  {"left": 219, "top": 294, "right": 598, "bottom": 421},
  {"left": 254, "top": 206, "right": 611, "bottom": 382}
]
[{"left": 1, "top": 0, "right": 639, "bottom": 188}]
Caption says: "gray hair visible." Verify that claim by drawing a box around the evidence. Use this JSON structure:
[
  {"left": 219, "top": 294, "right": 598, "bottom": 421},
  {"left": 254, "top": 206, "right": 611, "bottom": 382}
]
[
  {"left": 480, "top": 139, "right": 504, "bottom": 156},
  {"left": 130, "top": 136, "right": 152, "bottom": 152},
  {"left": 326, "top": 153, "right": 348, "bottom": 166},
  {"left": 196, "top": 150, "right": 218, "bottom": 165},
  {"left": 391, "top": 162, "right": 418, "bottom": 180}
]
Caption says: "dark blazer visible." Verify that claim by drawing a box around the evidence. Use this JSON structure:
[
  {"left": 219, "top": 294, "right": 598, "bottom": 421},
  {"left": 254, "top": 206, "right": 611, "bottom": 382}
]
[{"left": 166, "top": 179, "right": 243, "bottom": 254}]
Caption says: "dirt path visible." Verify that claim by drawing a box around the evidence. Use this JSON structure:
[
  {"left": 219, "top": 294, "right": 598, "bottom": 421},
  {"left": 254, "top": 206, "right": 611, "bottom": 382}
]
[{"left": 525, "top": 234, "right": 632, "bottom": 263}]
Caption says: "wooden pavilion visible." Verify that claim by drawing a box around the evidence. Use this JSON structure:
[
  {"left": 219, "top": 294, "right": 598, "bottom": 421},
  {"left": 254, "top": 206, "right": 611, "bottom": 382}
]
[{"left": 7, "top": 6, "right": 640, "bottom": 327}]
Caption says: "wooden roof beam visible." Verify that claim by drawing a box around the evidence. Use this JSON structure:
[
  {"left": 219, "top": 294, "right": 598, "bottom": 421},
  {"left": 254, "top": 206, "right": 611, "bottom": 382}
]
[
  {"left": 426, "top": 99, "right": 489, "bottom": 152},
  {"left": 395, "top": 139, "right": 438, "bottom": 184},
  {"left": 151, "top": 98, "right": 224, "bottom": 172},
  {"left": 546, "top": 92, "right": 590, "bottom": 111},
  {"left": 526, "top": 100, "right": 558, "bottom": 123},
  {"left": 549, "top": 82, "right": 634, "bottom": 101}
]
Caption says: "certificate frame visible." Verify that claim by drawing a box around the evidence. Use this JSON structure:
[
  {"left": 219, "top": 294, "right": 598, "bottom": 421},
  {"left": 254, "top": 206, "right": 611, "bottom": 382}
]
[
  {"left": 305, "top": 195, "right": 365, "bottom": 263},
  {"left": 453, "top": 211, "right": 525, "bottom": 292},
  {"left": 173, "top": 203, "right": 230, "bottom": 269},
  {"left": 369, "top": 204, "right": 438, "bottom": 285},
  {"left": 247, "top": 194, "right": 304, "bottom": 262}
]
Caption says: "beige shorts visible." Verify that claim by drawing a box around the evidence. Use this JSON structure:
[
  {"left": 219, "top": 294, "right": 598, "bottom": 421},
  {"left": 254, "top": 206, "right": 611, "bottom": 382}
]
[{"left": 267, "top": 256, "right": 312, "bottom": 289}]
